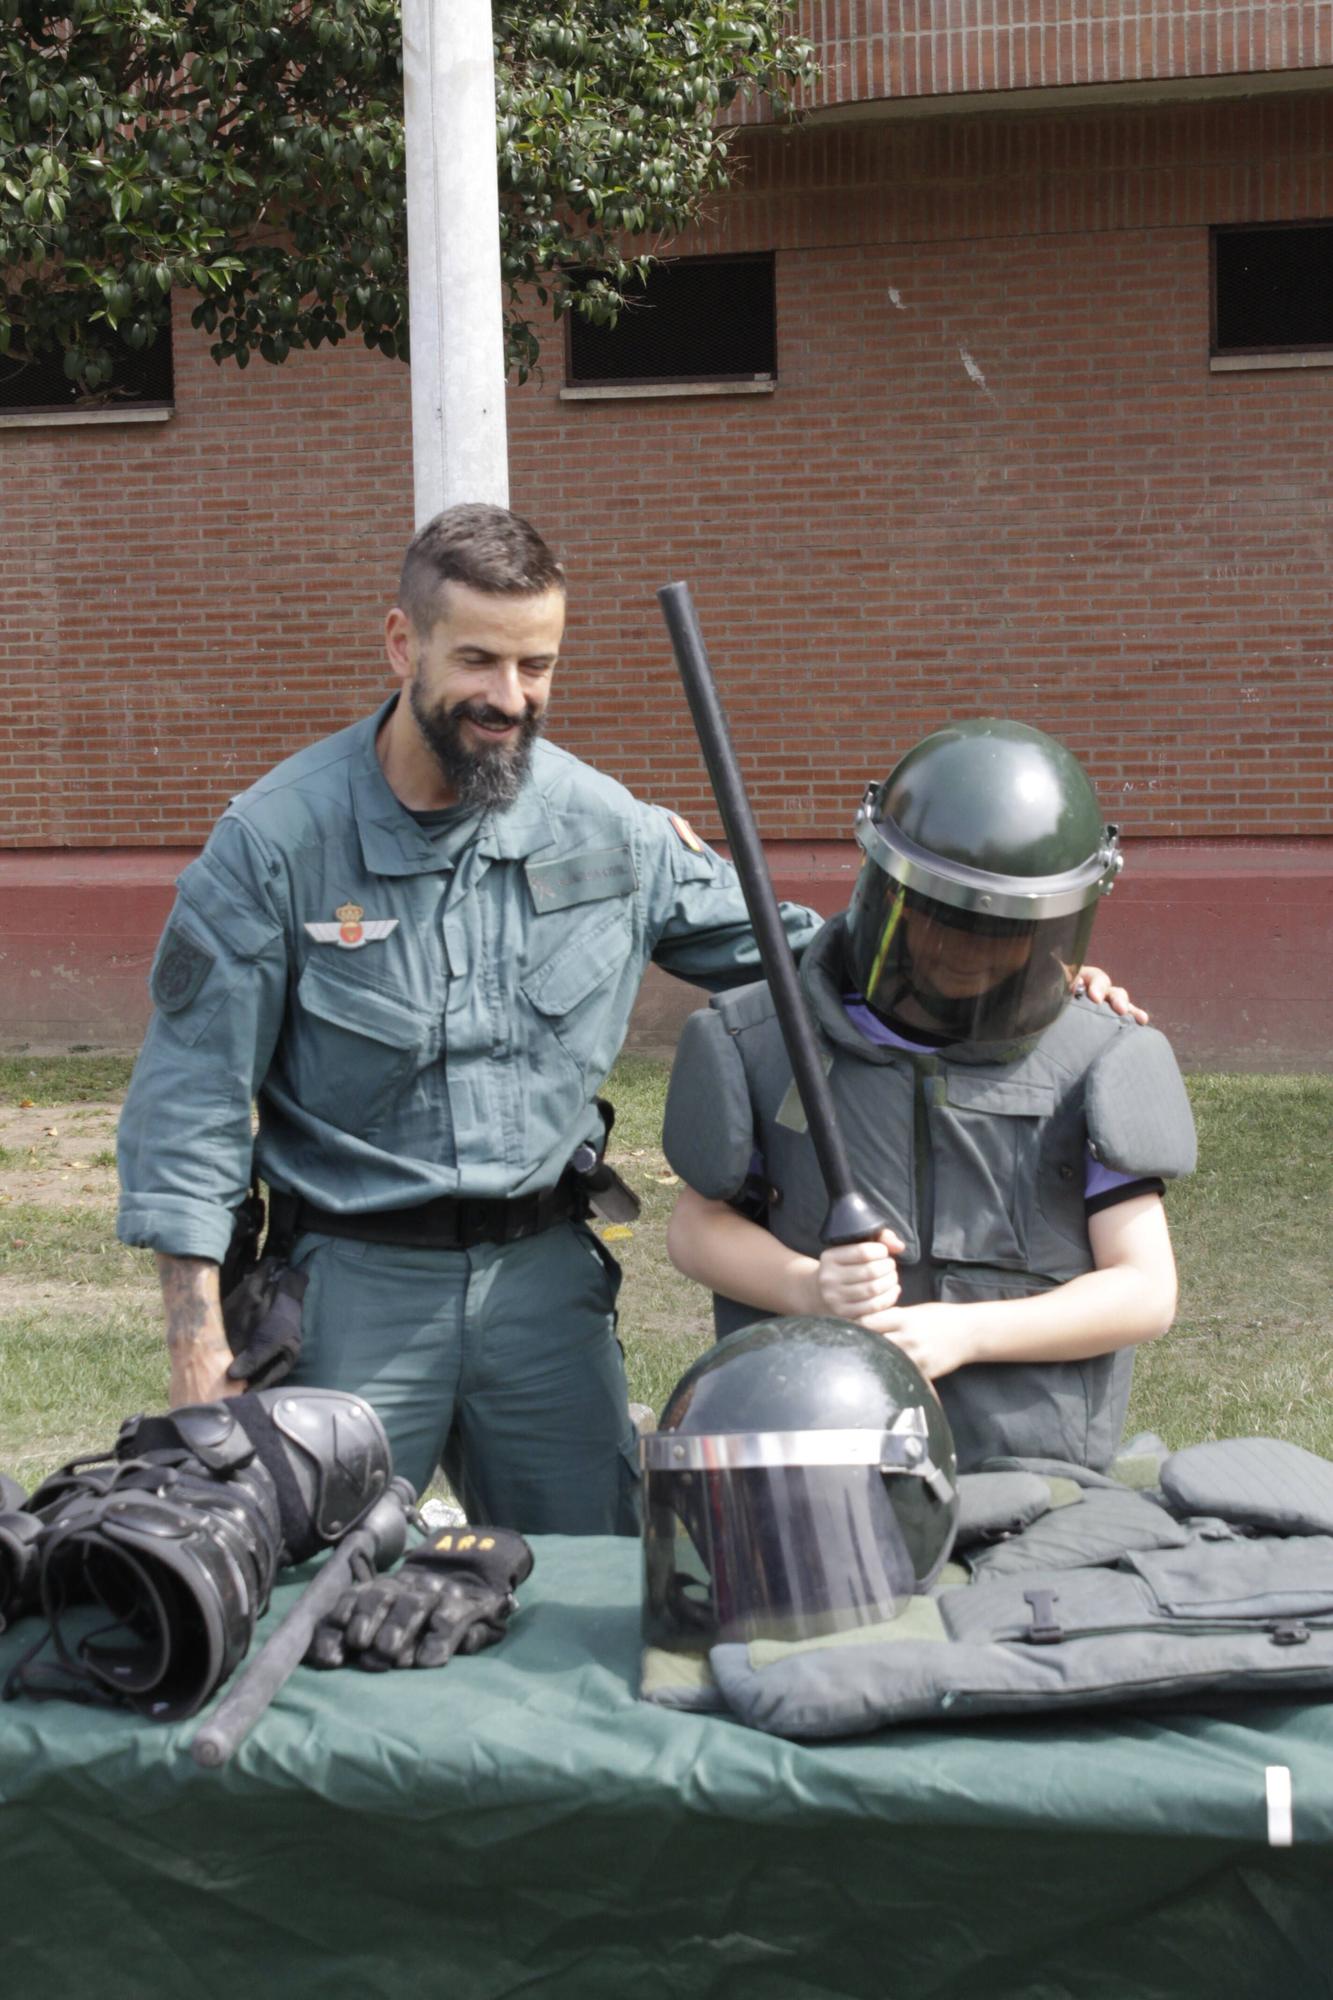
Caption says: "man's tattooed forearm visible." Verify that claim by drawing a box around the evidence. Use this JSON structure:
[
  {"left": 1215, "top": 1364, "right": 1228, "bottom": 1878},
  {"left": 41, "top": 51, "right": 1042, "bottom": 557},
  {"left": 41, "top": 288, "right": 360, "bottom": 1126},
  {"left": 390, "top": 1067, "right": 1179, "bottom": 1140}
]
[{"left": 155, "top": 1254, "right": 221, "bottom": 1350}]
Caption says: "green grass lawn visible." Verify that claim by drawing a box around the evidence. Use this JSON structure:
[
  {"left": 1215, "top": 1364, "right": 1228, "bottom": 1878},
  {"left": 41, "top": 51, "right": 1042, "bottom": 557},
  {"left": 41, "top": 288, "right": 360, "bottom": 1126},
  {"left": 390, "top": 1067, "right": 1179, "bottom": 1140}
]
[
  {"left": 0, "top": 1054, "right": 1328, "bottom": 1490},
  {"left": 1127, "top": 1072, "right": 1333, "bottom": 1454}
]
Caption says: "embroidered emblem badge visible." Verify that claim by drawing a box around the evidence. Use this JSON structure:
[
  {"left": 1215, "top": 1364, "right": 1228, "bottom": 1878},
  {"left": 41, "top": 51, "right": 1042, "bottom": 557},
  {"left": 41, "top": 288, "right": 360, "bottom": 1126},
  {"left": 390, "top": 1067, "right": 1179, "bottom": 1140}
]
[
  {"left": 304, "top": 903, "right": 400, "bottom": 951},
  {"left": 151, "top": 923, "right": 216, "bottom": 1012}
]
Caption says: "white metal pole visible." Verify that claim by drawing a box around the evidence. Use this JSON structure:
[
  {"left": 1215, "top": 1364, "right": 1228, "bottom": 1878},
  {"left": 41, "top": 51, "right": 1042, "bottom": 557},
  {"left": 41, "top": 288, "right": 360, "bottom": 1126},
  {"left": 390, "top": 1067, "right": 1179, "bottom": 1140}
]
[{"left": 402, "top": 0, "right": 509, "bottom": 525}]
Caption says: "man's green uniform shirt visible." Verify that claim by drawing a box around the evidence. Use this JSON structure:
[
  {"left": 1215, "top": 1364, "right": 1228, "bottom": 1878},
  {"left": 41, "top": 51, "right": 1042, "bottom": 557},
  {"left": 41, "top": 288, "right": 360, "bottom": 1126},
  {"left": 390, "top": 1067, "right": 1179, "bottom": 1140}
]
[{"left": 117, "top": 700, "right": 822, "bottom": 1264}]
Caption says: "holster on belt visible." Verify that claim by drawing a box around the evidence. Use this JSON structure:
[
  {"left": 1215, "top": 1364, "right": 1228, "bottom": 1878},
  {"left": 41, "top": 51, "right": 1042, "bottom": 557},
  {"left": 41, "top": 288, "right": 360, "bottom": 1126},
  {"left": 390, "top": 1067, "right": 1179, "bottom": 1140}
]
[
  {"left": 218, "top": 1091, "right": 642, "bottom": 1384},
  {"left": 221, "top": 1183, "right": 306, "bottom": 1391},
  {"left": 570, "top": 1098, "right": 642, "bottom": 1226}
]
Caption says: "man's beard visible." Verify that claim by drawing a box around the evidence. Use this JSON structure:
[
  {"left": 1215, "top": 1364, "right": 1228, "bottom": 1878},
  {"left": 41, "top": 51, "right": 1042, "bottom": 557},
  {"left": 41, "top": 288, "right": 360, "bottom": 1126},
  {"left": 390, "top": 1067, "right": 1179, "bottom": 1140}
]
[{"left": 408, "top": 679, "right": 543, "bottom": 811}]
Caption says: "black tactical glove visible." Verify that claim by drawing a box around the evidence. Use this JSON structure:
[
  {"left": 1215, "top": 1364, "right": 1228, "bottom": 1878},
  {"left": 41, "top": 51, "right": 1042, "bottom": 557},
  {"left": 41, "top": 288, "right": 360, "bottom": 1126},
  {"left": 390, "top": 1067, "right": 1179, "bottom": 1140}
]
[
  {"left": 306, "top": 1526, "right": 534, "bottom": 1672},
  {"left": 224, "top": 1260, "right": 307, "bottom": 1390}
]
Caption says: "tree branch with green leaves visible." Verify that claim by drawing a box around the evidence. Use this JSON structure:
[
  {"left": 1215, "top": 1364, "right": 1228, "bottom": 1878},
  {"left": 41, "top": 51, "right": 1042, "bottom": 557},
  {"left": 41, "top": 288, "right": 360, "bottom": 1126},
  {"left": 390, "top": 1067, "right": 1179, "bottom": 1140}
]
[{"left": 0, "top": 0, "right": 812, "bottom": 398}]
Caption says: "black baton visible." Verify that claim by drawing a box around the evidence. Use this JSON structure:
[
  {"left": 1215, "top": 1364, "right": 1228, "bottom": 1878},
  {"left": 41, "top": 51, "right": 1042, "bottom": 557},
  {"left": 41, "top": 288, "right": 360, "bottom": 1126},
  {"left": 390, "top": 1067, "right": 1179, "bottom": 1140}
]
[
  {"left": 657, "top": 581, "right": 890, "bottom": 1247},
  {"left": 190, "top": 1476, "right": 416, "bottom": 1769}
]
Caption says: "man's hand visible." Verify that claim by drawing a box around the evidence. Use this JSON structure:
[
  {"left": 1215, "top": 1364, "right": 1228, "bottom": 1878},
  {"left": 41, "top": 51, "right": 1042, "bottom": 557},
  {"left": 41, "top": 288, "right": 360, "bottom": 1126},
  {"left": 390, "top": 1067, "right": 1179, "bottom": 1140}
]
[
  {"left": 169, "top": 1345, "right": 242, "bottom": 1406},
  {"left": 1074, "top": 964, "right": 1149, "bottom": 1025},
  {"left": 810, "top": 1228, "right": 905, "bottom": 1323},
  {"left": 156, "top": 1253, "right": 243, "bottom": 1407}
]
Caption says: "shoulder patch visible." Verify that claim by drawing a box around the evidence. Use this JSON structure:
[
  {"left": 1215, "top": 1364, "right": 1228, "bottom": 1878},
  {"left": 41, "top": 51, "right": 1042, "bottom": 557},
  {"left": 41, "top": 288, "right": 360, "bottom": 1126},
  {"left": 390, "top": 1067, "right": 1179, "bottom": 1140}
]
[
  {"left": 151, "top": 923, "right": 216, "bottom": 1013},
  {"left": 665, "top": 811, "right": 704, "bottom": 854}
]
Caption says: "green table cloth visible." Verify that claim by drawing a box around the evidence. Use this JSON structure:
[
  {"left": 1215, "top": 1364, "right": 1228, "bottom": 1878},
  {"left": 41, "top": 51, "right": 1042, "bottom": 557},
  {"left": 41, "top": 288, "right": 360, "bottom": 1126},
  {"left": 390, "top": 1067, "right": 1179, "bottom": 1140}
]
[{"left": 2, "top": 1535, "right": 1331, "bottom": 1999}]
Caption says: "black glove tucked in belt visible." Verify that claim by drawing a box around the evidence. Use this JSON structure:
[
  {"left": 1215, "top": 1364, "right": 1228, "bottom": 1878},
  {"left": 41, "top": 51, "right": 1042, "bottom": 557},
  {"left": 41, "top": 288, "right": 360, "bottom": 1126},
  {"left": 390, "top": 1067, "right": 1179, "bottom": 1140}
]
[
  {"left": 223, "top": 1260, "right": 307, "bottom": 1390},
  {"left": 305, "top": 1526, "right": 535, "bottom": 1672}
]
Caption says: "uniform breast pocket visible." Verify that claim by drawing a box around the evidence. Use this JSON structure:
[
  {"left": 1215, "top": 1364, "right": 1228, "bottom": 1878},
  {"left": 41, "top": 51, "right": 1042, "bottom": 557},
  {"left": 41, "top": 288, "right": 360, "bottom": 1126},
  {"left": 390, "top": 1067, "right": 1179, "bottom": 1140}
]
[
  {"left": 291, "top": 958, "right": 435, "bottom": 1138},
  {"left": 518, "top": 904, "right": 634, "bottom": 1085},
  {"left": 929, "top": 1074, "right": 1055, "bottom": 1269}
]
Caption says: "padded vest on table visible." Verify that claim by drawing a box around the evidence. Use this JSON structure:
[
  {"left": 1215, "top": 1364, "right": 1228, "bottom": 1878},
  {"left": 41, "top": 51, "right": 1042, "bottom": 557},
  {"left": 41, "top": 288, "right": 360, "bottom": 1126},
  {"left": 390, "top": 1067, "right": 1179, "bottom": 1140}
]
[
  {"left": 663, "top": 918, "right": 1196, "bottom": 1473},
  {"left": 642, "top": 1438, "right": 1333, "bottom": 1740}
]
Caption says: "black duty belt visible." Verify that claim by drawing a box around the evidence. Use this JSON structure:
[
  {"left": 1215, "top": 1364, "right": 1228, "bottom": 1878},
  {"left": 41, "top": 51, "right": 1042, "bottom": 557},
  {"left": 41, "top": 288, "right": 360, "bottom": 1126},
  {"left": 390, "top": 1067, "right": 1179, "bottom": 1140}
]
[{"left": 291, "top": 1172, "right": 587, "bottom": 1252}]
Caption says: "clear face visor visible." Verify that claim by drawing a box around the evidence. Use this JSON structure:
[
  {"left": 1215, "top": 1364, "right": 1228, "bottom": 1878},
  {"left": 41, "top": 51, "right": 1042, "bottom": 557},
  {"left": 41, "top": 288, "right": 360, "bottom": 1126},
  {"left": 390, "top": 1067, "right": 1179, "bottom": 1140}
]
[
  {"left": 847, "top": 872, "right": 1099, "bottom": 1046},
  {"left": 641, "top": 1419, "right": 954, "bottom": 1652}
]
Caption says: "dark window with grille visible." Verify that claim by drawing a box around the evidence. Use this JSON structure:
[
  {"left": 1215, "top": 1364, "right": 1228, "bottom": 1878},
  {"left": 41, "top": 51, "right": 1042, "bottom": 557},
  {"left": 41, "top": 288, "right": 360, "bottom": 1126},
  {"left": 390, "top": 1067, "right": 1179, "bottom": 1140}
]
[
  {"left": 567, "top": 255, "right": 776, "bottom": 386},
  {"left": 0, "top": 325, "right": 173, "bottom": 415},
  {"left": 1212, "top": 223, "right": 1333, "bottom": 355}
]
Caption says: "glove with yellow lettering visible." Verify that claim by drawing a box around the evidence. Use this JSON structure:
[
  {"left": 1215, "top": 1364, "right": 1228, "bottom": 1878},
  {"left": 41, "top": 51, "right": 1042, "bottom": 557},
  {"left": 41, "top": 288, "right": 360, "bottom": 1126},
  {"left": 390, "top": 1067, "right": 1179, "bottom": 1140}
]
[{"left": 305, "top": 1527, "right": 534, "bottom": 1672}]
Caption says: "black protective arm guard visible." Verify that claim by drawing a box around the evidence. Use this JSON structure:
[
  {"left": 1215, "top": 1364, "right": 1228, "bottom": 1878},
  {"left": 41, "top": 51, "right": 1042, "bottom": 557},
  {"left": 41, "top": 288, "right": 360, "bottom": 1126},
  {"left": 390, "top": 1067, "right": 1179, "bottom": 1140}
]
[
  {"left": 117, "top": 1385, "right": 392, "bottom": 1563},
  {"left": 0, "top": 1507, "right": 44, "bottom": 1632},
  {"left": 3, "top": 1389, "right": 394, "bottom": 1722}
]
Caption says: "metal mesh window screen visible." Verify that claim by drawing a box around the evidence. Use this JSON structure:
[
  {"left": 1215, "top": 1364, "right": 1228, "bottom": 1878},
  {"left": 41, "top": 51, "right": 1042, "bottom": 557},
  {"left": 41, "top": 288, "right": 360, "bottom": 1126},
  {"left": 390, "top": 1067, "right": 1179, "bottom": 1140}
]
[
  {"left": 1213, "top": 224, "right": 1333, "bottom": 353},
  {"left": 567, "top": 255, "right": 775, "bottom": 384},
  {"left": 0, "top": 324, "right": 173, "bottom": 413}
]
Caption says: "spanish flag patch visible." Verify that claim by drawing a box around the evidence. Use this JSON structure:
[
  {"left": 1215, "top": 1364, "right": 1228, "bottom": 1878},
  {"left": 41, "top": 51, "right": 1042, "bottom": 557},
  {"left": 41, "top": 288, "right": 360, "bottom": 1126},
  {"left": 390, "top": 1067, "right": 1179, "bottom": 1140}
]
[{"left": 666, "top": 811, "right": 704, "bottom": 853}]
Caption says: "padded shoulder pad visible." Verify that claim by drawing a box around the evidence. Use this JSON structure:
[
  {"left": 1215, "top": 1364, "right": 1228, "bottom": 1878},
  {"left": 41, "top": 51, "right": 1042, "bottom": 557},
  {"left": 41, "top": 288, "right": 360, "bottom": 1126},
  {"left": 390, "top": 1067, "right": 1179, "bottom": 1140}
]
[
  {"left": 967, "top": 1485, "right": 1189, "bottom": 1576},
  {"left": 1085, "top": 1024, "right": 1197, "bottom": 1179},
  {"left": 1160, "top": 1437, "right": 1333, "bottom": 1535},
  {"left": 954, "top": 1471, "right": 1053, "bottom": 1550},
  {"left": 663, "top": 1004, "right": 756, "bottom": 1202},
  {"left": 711, "top": 978, "right": 777, "bottom": 1036}
]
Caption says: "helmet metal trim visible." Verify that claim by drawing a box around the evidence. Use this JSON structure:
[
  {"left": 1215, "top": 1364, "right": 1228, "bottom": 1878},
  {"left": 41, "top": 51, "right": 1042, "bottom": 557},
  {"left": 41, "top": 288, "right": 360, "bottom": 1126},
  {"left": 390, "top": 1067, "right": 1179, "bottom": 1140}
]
[
  {"left": 855, "top": 791, "right": 1122, "bottom": 922},
  {"left": 642, "top": 1414, "right": 955, "bottom": 1502}
]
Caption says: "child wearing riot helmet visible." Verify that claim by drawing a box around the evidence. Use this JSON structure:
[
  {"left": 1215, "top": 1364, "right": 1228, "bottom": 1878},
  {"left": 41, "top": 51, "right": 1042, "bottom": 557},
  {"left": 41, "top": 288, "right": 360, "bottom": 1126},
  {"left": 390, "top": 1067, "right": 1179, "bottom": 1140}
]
[{"left": 662, "top": 719, "right": 1196, "bottom": 1473}]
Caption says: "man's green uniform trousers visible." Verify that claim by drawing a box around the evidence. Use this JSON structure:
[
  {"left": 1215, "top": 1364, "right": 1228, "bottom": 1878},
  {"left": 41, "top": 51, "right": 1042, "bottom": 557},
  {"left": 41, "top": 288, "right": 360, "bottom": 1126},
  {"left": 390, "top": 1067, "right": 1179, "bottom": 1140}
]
[{"left": 290, "top": 1221, "right": 637, "bottom": 1529}]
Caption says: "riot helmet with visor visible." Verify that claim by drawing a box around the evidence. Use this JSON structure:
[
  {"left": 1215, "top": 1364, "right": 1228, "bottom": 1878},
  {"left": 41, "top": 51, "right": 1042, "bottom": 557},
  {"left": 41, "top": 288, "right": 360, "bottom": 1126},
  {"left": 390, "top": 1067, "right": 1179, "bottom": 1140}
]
[
  {"left": 642, "top": 1316, "right": 957, "bottom": 1656},
  {"left": 845, "top": 719, "right": 1121, "bottom": 1048}
]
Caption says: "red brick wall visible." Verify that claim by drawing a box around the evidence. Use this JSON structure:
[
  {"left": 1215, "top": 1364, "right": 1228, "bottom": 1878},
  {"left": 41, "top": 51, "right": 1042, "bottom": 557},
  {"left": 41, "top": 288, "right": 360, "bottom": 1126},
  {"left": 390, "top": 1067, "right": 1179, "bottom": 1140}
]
[
  {"left": 0, "top": 336, "right": 415, "bottom": 848},
  {"left": 731, "top": 1, "right": 1333, "bottom": 120},
  {"left": 2, "top": 92, "right": 1332, "bottom": 850},
  {"left": 523, "top": 92, "right": 1333, "bottom": 841}
]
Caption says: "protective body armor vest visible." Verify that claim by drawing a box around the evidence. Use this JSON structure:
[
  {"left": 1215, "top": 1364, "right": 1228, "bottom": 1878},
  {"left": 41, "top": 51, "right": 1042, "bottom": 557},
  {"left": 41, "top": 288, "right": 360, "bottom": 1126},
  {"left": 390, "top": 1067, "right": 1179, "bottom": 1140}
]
[
  {"left": 642, "top": 1439, "right": 1333, "bottom": 1739},
  {"left": 663, "top": 919, "right": 1196, "bottom": 1472}
]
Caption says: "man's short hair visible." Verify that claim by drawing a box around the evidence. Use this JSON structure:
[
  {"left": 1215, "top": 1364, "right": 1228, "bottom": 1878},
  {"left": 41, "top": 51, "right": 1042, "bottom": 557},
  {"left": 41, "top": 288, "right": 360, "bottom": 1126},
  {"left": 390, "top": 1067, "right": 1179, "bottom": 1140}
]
[{"left": 398, "top": 505, "right": 565, "bottom": 633}]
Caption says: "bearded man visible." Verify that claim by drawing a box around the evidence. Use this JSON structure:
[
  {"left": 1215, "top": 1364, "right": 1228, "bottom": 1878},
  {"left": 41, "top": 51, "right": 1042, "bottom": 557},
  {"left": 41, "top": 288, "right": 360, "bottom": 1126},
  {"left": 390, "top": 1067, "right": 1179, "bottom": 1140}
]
[{"left": 118, "top": 506, "right": 1138, "bottom": 1535}]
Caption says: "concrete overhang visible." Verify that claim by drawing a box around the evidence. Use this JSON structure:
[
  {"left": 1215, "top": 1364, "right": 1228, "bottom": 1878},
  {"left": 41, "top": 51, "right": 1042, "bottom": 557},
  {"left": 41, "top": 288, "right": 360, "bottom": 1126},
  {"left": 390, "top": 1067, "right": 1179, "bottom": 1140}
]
[{"left": 797, "top": 64, "right": 1333, "bottom": 127}]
